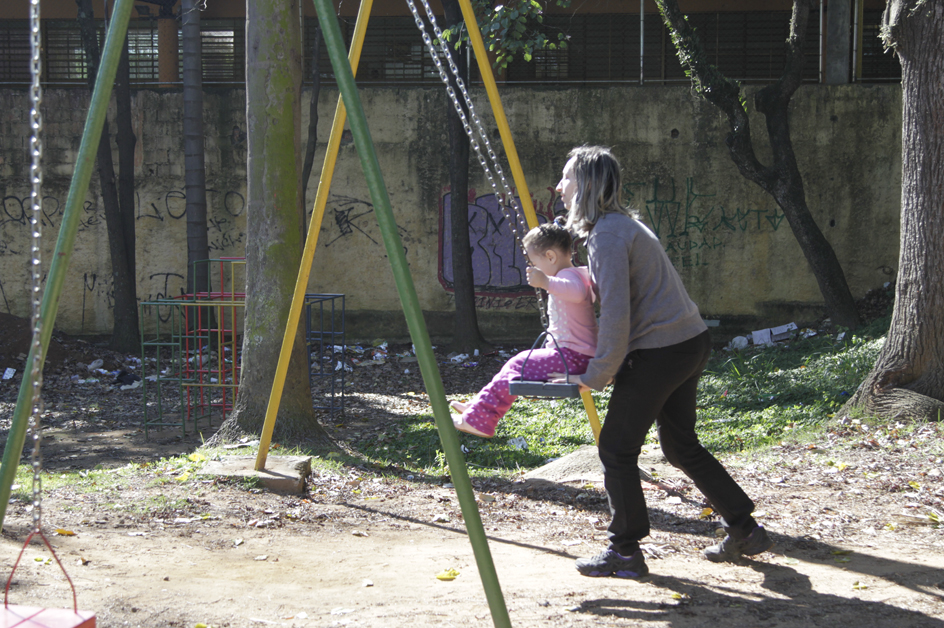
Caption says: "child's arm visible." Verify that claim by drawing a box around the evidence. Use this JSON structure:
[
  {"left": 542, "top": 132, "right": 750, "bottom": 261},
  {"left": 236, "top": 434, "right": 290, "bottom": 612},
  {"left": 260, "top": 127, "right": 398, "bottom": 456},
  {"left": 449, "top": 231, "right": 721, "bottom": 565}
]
[{"left": 544, "top": 270, "right": 590, "bottom": 303}]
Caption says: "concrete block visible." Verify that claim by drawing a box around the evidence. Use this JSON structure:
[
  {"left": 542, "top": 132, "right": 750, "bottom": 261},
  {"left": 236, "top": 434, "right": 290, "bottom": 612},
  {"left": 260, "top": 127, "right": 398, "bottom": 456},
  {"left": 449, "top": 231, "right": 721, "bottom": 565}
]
[{"left": 199, "top": 455, "right": 312, "bottom": 493}]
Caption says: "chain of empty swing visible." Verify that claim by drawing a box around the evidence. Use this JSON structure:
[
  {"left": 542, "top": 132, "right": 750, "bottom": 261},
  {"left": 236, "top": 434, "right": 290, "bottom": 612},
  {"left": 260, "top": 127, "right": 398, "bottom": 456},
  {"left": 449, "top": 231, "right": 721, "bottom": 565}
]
[
  {"left": 27, "top": 0, "right": 46, "bottom": 535},
  {"left": 404, "top": 0, "right": 549, "bottom": 328}
]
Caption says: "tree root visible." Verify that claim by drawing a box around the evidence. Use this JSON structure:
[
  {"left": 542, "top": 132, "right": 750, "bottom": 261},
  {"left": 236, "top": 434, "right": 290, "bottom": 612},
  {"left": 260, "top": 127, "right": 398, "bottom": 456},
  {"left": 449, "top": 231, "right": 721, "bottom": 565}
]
[
  {"left": 841, "top": 386, "right": 944, "bottom": 423},
  {"left": 203, "top": 416, "right": 338, "bottom": 454}
]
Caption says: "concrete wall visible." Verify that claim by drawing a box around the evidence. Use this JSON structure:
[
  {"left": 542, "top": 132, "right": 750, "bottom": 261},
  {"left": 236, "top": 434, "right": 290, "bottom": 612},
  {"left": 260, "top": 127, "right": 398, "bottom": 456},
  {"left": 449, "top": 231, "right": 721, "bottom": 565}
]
[{"left": 0, "top": 84, "right": 901, "bottom": 342}]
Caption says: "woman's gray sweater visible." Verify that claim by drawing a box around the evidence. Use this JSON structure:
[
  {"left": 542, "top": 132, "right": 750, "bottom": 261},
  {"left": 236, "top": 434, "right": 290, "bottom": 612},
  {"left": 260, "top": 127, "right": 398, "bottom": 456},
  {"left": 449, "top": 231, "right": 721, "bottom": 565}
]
[{"left": 582, "top": 213, "right": 708, "bottom": 391}]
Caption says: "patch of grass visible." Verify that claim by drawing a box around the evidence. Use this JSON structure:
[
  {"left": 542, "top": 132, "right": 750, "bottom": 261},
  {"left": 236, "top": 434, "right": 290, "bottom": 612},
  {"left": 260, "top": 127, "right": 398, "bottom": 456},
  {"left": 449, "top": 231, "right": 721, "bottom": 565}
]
[
  {"left": 697, "top": 317, "right": 889, "bottom": 453},
  {"left": 357, "top": 317, "right": 891, "bottom": 475},
  {"left": 11, "top": 465, "right": 128, "bottom": 502},
  {"left": 355, "top": 393, "right": 600, "bottom": 479},
  {"left": 7, "top": 317, "right": 891, "bottom": 489}
]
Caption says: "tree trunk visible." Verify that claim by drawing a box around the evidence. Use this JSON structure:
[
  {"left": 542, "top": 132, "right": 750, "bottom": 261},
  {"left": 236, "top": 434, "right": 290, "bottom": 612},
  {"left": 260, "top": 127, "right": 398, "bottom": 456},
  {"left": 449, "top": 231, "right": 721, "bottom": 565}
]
[
  {"left": 443, "top": 0, "right": 490, "bottom": 354},
  {"left": 114, "top": 43, "right": 139, "bottom": 353},
  {"left": 182, "top": 0, "right": 211, "bottom": 305},
  {"left": 76, "top": 0, "right": 140, "bottom": 354},
  {"left": 210, "top": 0, "right": 331, "bottom": 446},
  {"left": 301, "top": 25, "right": 322, "bottom": 229},
  {"left": 656, "top": 0, "right": 860, "bottom": 330},
  {"left": 842, "top": 0, "right": 944, "bottom": 422}
]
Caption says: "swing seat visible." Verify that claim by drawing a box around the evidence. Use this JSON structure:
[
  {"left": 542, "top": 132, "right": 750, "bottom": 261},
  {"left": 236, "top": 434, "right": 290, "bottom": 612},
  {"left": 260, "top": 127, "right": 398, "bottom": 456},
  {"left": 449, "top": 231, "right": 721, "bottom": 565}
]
[
  {"left": 508, "top": 330, "right": 582, "bottom": 399},
  {"left": 509, "top": 378, "right": 581, "bottom": 398},
  {"left": 1, "top": 605, "right": 95, "bottom": 628}
]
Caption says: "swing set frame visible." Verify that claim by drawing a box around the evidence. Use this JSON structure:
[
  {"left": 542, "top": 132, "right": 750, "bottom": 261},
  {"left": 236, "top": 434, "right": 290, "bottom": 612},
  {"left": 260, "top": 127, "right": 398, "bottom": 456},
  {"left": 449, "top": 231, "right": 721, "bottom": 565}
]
[{"left": 0, "top": 0, "right": 601, "bottom": 625}]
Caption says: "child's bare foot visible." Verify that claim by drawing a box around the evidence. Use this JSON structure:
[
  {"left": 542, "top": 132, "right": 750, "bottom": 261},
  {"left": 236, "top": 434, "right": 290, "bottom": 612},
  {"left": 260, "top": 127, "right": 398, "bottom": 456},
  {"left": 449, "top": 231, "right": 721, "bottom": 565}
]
[
  {"left": 449, "top": 400, "right": 468, "bottom": 414},
  {"left": 452, "top": 414, "right": 492, "bottom": 438}
]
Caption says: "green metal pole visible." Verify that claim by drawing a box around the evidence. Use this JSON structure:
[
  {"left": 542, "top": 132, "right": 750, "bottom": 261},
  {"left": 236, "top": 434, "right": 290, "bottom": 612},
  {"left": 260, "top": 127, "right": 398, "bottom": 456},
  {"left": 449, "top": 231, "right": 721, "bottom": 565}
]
[
  {"left": 0, "top": 0, "right": 136, "bottom": 530},
  {"left": 311, "top": 0, "right": 511, "bottom": 625}
]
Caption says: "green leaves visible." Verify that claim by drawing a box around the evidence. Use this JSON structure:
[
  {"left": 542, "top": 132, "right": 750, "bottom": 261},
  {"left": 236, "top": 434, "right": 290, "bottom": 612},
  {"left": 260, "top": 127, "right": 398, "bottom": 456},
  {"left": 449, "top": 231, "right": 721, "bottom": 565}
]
[{"left": 464, "top": 0, "right": 572, "bottom": 69}]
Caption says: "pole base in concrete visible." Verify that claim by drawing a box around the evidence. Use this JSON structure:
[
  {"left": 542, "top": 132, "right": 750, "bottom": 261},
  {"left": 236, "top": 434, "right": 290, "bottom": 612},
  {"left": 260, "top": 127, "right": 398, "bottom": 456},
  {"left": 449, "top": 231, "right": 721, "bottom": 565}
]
[{"left": 199, "top": 455, "right": 312, "bottom": 493}]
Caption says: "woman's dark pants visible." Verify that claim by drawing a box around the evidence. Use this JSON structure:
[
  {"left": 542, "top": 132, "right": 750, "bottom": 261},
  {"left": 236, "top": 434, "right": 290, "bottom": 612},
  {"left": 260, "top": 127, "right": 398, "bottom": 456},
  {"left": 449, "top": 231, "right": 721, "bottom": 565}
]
[{"left": 598, "top": 330, "right": 757, "bottom": 555}]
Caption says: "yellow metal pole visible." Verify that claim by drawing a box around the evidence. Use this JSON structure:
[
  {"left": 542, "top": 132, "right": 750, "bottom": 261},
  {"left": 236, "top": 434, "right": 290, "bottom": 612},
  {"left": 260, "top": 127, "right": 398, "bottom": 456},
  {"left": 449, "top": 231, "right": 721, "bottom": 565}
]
[
  {"left": 255, "top": 0, "right": 373, "bottom": 470},
  {"left": 456, "top": 0, "right": 538, "bottom": 228},
  {"left": 457, "top": 0, "right": 601, "bottom": 444},
  {"left": 583, "top": 392, "right": 601, "bottom": 444}
]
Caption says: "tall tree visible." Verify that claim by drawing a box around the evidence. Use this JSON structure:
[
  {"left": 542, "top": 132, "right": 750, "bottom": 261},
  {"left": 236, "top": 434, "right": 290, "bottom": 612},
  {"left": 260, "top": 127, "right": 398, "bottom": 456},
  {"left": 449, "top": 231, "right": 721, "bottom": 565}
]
[
  {"left": 209, "top": 0, "right": 330, "bottom": 445},
  {"left": 843, "top": 0, "right": 944, "bottom": 422},
  {"left": 301, "top": 25, "right": 322, "bottom": 224},
  {"left": 76, "top": 0, "right": 140, "bottom": 353},
  {"left": 442, "top": 0, "right": 489, "bottom": 354},
  {"left": 656, "top": 0, "right": 861, "bottom": 330},
  {"left": 181, "top": 0, "right": 211, "bottom": 303}
]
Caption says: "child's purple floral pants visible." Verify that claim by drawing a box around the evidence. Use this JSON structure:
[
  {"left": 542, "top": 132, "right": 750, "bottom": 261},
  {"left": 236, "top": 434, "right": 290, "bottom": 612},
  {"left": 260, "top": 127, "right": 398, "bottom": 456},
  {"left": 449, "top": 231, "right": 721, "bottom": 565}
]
[{"left": 459, "top": 346, "right": 591, "bottom": 437}]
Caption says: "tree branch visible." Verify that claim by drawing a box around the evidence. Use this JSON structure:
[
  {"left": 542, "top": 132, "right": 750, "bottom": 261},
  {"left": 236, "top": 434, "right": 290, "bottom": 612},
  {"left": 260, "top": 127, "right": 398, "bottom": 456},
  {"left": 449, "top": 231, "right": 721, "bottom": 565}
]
[
  {"left": 755, "top": 0, "right": 810, "bottom": 174},
  {"left": 654, "top": 0, "right": 773, "bottom": 189}
]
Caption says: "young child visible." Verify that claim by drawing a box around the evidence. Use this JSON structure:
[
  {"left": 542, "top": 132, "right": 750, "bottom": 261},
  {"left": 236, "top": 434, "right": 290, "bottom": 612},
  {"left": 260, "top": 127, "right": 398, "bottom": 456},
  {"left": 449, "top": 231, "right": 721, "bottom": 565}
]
[{"left": 451, "top": 218, "right": 598, "bottom": 437}]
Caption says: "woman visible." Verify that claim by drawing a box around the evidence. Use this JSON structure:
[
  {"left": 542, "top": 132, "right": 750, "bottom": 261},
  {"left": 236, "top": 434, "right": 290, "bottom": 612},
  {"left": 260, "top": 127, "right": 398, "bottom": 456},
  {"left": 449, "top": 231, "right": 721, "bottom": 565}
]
[{"left": 558, "top": 146, "right": 772, "bottom": 578}]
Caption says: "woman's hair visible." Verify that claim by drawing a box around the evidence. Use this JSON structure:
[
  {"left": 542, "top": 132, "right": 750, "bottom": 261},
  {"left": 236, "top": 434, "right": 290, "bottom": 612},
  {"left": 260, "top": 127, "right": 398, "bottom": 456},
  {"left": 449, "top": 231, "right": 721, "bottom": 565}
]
[
  {"left": 522, "top": 216, "right": 573, "bottom": 254},
  {"left": 564, "top": 145, "right": 634, "bottom": 236}
]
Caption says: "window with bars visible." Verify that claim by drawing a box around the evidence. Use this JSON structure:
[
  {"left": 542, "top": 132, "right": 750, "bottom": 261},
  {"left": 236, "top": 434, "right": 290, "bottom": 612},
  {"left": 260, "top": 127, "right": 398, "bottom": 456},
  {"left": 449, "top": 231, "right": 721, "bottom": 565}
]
[
  {"left": 507, "top": 10, "right": 830, "bottom": 84},
  {"left": 40, "top": 20, "right": 162, "bottom": 83},
  {"left": 304, "top": 15, "right": 444, "bottom": 84},
  {"left": 0, "top": 21, "right": 31, "bottom": 83},
  {"left": 533, "top": 46, "right": 568, "bottom": 81},
  {"left": 45, "top": 20, "right": 88, "bottom": 83},
  {"left": 860, "top": 9, "right": 900, "bottom": 81},
  {"left": 196, "top": 19, "right": 244, "bottom": 85},
  {"left": 128, "top": 24, "right": 160, "bottom": 81},
  {"left": 3, "top": 19, "right": 240, "bottom": 85}
]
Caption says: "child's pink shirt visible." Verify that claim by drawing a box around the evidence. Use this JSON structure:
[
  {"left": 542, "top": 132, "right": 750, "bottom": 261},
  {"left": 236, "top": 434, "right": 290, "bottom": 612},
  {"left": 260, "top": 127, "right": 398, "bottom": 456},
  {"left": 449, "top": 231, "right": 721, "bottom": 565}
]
[{"left": 544, "top": 266, "right": 598, "bottom": 357}]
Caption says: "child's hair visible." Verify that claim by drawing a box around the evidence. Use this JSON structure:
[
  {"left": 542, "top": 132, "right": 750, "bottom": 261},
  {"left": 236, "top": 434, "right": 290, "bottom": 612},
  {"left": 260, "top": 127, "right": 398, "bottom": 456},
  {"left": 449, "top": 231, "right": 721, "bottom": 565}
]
[
  {"left": 564, "top": 145, "right": 635, "bottom": 237},
  {"left": 522, "top": 216, "right": 573, "bottom": 254}
]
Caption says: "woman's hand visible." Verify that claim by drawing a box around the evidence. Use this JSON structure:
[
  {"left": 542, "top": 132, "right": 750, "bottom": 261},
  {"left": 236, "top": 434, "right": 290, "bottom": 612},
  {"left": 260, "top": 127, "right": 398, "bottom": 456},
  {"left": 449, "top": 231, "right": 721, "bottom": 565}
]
[
  {"left": 548, "top": 372, "right": 591, "bottom": 393},
  {"left": 527, "top": 266, "right": 549, "bottom": 290}
]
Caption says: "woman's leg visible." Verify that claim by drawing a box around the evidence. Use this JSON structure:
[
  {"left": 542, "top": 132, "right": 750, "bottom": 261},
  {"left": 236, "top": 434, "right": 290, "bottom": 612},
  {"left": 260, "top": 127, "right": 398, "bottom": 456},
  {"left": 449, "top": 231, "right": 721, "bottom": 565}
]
[
  {"left": 655, "top": 332, "right": 757, "bottom": 535},
  {"left": 597, "top": 332, "right": 716, "bottom": 555}
]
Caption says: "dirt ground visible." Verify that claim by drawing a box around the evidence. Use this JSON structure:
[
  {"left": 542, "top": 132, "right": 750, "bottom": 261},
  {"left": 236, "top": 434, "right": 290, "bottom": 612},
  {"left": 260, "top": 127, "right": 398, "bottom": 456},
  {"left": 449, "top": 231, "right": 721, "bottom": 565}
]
[{"left": 3, "top": 307, "right": 944, "bottom": 628}]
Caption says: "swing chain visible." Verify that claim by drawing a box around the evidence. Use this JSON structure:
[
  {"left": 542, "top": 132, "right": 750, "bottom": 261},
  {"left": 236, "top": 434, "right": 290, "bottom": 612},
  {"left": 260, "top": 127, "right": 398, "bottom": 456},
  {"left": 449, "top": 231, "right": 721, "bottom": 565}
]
[
  {"left": 405, "top": 0, "right": 549, "bottom": 328},
  {"left": 405, "top": 0, "right": 528, "bottom": 250},
  {"left": 418, "top": 0, "right": 526, "bottom": 236},
  {"left": 28, "top": 0, "right": 46, "bottom": 534}
]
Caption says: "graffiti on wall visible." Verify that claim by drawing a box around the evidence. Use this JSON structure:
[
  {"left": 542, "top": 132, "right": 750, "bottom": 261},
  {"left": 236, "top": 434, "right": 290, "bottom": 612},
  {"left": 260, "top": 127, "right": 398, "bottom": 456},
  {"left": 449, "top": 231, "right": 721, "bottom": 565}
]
[
  {"left": 139, "top": 271, "right": 187, "bottom": 324},
  {"left": 1, "top": 194, "right": 64, "bottom": 233},
  {"left": 625, "top": 176, "right": 786, "bottom": 268},
  {"left": 320, "top": 194, "right": 410, "bottom": 254},
  {"left": 437, "top": 176, "right": 785, "bottom": 304},
  {"left": 0, "top": 185, "right": 245, "bottom": 329},
  {"left": 439, "top": 187, "right": 561, "bottom": 309},
  {"left": 136, "top": 188, "right": 246, "bottom": 223}
]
